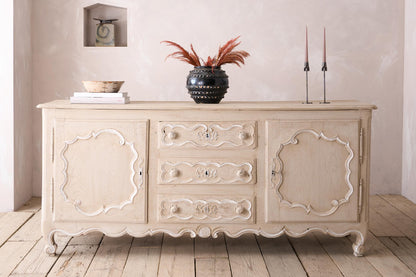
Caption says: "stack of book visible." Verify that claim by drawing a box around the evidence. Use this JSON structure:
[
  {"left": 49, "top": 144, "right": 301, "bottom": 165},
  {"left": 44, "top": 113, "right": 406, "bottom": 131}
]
[{"left": 70, "top": 92, "right": 130, "bottom": 104}]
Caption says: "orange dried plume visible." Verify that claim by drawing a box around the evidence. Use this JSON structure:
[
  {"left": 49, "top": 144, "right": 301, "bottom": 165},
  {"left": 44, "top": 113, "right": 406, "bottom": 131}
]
[
  {"left": 161, "top": 41, "right": 201, "bottom": 66},
  {"left": 162, "top": 36, "right": 249, "bottom": 67}
]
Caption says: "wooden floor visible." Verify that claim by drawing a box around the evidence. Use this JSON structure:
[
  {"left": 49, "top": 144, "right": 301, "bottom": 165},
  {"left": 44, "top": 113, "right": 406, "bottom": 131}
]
[{"left": 1, "top": 195, "right": 416, "bottom": 277}]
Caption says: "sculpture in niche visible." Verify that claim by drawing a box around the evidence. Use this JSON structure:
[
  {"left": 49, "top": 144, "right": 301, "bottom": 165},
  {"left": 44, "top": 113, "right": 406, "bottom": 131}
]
[{"left": 94, "top": 18, "right": 117, "bottom": 47}]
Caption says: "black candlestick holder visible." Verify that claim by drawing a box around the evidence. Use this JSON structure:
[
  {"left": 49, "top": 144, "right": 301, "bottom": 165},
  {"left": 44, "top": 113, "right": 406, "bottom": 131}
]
[
  {"left": 303, "top": 62, "right": 312, "bottom": 104},
  {"left": 320, "top": 62, "right": 330, "bottom": 104}
]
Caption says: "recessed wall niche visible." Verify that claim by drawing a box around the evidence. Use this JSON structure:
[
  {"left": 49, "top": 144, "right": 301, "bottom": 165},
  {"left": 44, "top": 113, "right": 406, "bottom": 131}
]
[{"left": 84, "top": 3, "right": 127, "bottom": 47}]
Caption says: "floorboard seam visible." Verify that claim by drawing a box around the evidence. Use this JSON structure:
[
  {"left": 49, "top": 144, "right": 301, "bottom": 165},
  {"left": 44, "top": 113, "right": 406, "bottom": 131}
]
[
  {"left": 45, "top": 236, "right": 73, "bottom": 276},
  {"left": 287, "top": 236, "right": 309, "bottom": 277},
  {"left": 224, "top": 235, "right": 234, "bottom": 277},
  {"left": 82, "top": 234, "right": 104, "bottom": 277},
  {"left": 8, "top": 237, "right": 40, "bottom": 276},
  {"left": 0, "top": 211, "right": 35, "bottom": 247},
  {"left": 254, "top": 235, "right": 271, "bottom": 277},
  {"left": 121, "top": 236, "right": 134, "bottom": 276},
  {"left": 155, "top": 234, "right": 164, "bottom": 276},
  {"left": 312, "top": 232, "right": 345, "bottom": 277},
  {"left": 376, "top": 194, "right": 416, "bottom": 224},
  {"left": 366, "top": 230, "right": 400, "bottom": 276},
  {"left": 375, "top": 235, "right": 416, "bottom": 275}
]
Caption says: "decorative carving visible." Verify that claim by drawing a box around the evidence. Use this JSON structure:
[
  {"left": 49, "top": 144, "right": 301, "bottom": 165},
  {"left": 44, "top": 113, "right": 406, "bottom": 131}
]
[
  {"left": 45, "top": 226, "right": 365, "bottom": 256},
  {"left": 271, "top": 129, "right": 354, "bottom": 217},
  {"left": 160, "top": 199, "right": 252, "bottom": 221},
  {"left": 196, "top": 167, "right": 217, "bottom": 179},
  {"left": 160, "top": 161, "right": 253, "bottom": 184},
  {"left": 160, "top": 122, "right": 256, "bottom": 148},
  {"left": 60, "top": 129, "right": 143, "bottom": 217},
  {"left": 198, "top": 227, "right": 211, "bottom": 238},
  {"left": 197, "top": 128, "right": 218, "bottom": 142}
]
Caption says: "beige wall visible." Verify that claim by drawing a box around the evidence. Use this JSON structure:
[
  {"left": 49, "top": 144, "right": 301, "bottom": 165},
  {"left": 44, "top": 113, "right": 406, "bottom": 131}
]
[
  {"left": 402, "top": 0, "right": 416, "bottom": 203},
  {"left": 14, "top": 0, "right": 33, "bottom": 209},
  {"left": 31, "top": 0, "right": 404, "bottom": 196}
]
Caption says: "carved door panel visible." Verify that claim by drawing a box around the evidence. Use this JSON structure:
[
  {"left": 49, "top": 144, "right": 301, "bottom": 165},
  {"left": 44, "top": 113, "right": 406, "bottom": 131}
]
[
  {"left": 266, "top": 120, "right": 361, "bottom": 222},
  {"left": 53, "top": 119, "right": 148, "bottom": 223}
]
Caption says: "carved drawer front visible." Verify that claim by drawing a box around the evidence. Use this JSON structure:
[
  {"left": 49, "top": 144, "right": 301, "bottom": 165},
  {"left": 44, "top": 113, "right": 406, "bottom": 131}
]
[
  {"left": 266, "top": 120, "right": 361, "bottom": 223},
  {"left": 158, "top": 159, "right": 256, "bottom": 185},
  {"left": 158, "top": 121, "right": 257, "bottom": 149},
  {"left": 53, "top": 119, "right": 148, "bottom": 223},
  {"left": 158, "top": 195, "right": 254, "bottom": 223}
]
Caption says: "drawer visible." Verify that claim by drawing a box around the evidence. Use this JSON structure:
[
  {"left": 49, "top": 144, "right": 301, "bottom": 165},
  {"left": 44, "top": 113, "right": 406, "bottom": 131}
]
[
  {"left": 158, "top": 195, "right": 255, "bottom": 223},
  {"left": 158, "top": 159, "right": 256, "bottom": 185},
  {"left": 158, "top": 121, "right": 257, "bottom": 149}
]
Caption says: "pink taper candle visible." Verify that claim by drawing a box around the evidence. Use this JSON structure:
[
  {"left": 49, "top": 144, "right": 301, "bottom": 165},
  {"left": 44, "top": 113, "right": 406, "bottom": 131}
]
[
  {"left": 323, "top": 27, "right": 326, "bottom": 63},
  {"left": 305, "top": 26, "right": 309, "bottom": 63}
]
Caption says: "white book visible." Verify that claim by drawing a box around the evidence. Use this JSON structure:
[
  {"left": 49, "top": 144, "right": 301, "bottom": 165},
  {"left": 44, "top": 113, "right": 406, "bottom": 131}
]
[
  {"left": 73, "top": 92, "right": 128, "bottom": 98},
  {"left": 70, "top": 96, "right": 130, "bottom": 104}
]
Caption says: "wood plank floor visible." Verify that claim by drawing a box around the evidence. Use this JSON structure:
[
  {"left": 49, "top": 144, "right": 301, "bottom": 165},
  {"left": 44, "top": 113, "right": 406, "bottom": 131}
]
[{"left": 1, "top": 195, "right": 415, "bottom": 277}]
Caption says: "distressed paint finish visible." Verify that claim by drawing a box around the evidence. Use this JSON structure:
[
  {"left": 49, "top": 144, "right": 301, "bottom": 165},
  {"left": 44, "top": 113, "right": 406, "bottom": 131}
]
[
  {"left": 31, "top": 0, "right": 404, "bottom": 197},
  {"left": 39, "top": 100, "right": 374, "bottom": 256}
]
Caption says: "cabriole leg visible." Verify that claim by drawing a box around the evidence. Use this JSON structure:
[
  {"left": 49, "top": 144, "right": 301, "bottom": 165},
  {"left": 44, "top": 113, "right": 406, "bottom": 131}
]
[
  {"left": 352, "top": 231, "right": 365, "bottom": 257},
  {"left": 44, "top": 230, "right": 57, "bottom": 256}
]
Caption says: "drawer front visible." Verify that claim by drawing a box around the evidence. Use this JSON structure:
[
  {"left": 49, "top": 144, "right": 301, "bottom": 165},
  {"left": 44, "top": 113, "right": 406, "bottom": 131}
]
[
  {"left": 158, "top": 159, "right": 256, "bottom": 185},
  {"left": 159, "top": 121, "right": 257, "bottom": 149},
  {"left": 158, "top": 195, "right": 255, "bottom": 223}
]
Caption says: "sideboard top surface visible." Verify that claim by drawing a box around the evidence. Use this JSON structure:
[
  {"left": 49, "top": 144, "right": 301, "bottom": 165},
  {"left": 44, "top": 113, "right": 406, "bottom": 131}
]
[{"left": 37, "top": 100, "right": 377, "bottom": 111}]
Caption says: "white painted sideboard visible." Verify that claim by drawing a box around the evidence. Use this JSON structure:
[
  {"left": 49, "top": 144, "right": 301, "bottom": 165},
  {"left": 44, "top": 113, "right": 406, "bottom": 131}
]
[{"left": 38, "top": 100, "right": 376, "bottom": 256}]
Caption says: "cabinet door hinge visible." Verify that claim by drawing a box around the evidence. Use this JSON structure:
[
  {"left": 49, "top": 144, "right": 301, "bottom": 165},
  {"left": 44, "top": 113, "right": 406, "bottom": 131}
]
[
  {"left": 51, "top": 177, "right": 54, "bottom": 213},
  {"left": 359, "top": 128, "right": 364, "bottom": 164},
  {"left": 358, "top": 178, "right": 363, "bottom": 215},
  {"left": 51, "top": 127, "right": 55, "bottom": 163}
]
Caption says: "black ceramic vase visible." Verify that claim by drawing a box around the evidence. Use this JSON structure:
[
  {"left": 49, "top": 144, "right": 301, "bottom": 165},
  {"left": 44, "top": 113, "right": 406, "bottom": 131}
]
[{"left": 186, "top": 66, "right": 229, "bottom": 104}]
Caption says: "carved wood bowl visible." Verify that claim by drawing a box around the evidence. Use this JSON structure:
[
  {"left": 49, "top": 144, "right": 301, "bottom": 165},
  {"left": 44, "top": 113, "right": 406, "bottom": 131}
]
[{"left": 82, "top": 81, "right": 125, "bottom": 93}]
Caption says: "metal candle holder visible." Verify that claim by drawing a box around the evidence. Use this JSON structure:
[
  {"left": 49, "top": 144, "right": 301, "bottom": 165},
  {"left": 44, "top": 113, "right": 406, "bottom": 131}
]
[
  {"left": 303, "top": 62, "right": 312, "bottom": 104},
  {"left": 320, "top": 62, "right": 330, "bottom": 104}
]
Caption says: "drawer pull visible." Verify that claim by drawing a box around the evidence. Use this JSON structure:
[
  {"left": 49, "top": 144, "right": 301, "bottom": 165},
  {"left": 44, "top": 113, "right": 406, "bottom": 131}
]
[
  {"left": 237, "top": 169, "right": 247, "bottom": 177},
  {"left": 235, "top": 205, "right": 245, "bottom": 215},
  {"left": 239, "top": 132, "right": 250, "bottom": 140},
  {"left": 169, "top": 169, "right": 180, "bottom": 178},
  {"left": 170, "top": 204, "right": 179, "bottom": 214},
  {"left": 167, "top": 131, "right": 178, "bottom": 140}
]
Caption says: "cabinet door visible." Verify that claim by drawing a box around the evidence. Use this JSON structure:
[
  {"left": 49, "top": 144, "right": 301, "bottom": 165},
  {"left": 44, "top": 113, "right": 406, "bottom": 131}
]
[
  {"left": 266, "top": 120, "right": 361, "bottom": 222},
  {"left": 53, "top": 119, "right": 148, "bottom": 223}
]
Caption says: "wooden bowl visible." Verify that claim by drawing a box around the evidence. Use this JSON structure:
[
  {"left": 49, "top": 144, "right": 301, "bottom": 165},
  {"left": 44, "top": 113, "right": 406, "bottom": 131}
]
[{"left": 82, "top": 81, "right": 125, "bottom": 93}]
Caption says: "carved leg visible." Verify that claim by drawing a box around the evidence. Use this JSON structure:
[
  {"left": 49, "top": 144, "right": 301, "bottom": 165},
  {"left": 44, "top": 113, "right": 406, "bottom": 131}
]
[
  {"left": 44, "top": 230, "right": 57, "bottom": 256},
  {"left": 352, "top": 232, "right": 365, "bottom": 257}
]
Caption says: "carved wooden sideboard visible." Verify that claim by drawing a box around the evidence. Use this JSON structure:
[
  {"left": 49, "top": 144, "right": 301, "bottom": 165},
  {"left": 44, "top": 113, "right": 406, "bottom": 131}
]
[{"left": 38, "top": 100, "right": 376, "bottom": 256}]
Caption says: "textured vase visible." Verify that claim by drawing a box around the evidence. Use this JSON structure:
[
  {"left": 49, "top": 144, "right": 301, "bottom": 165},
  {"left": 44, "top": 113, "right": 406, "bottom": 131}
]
[
  {"left": 95, "top": 23, "right": 115, "bottom": 47},
  {"left": 186, "top": 66, "right": 229, "bottom": 104}
]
